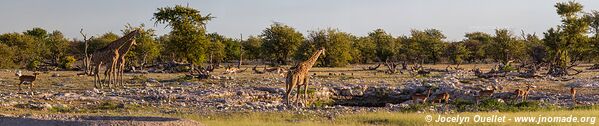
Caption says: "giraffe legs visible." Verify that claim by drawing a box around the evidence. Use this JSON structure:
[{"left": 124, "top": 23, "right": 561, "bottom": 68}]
[
  {"left": 95, "top": 63, "right": 102, "bottom": 88},
  {"left": 285, "top": 81, "right": 295, "bottom": 105},
  {"left": 119, "top": 63, "right": 125, "bottom": 87},
  {"left": 303, "top": 76, "right": 309, "bottom": 104},
  {"left": 295, "top": 82, "right": 301, "bottom": 105}
]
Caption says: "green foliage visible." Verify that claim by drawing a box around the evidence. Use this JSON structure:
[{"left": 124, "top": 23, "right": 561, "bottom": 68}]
[
  {"left": 96, "top": 101, "right": 125, "bottom": 110},
  {"left": 353, "top": 37, "right": 377, "bottom": 63},
  {"left": 368, "top": 29, "right": 397, "bottom": 62},
  {"left": 49, "top": 105, "right": 75, "bottom": 113},
  {"left": 544, "top": 1, "right": 590, "bottom": 76},
  {"left": 45, "top": 31, "right": 71, "bottom": 65},
  {"left": 24, "top": 27, "right": 48, "bottom": 39},
  {"left": 295, "top": 28, "right": 353, "bottom": 67},
  {"left": 59, "top": 56, "right": 76, "bottom": 70},
  {"left": 0, "top": 44, "right": 16, "bottom": 68},
  {"left": 123, "top": 24, "right": 161, "bottom": 68},
  {"left": 260, "top": 23, "right": 304, "bottom": 65},
  {"left": 242, "top": 36, "right": 263, "bottom": 60},
  {"left": 409, "top": 29, "right": 446, "bottom": 64},
  {"left": 89, "top": 32, "right": 119, "bottom": 52},
  {"left": 208, "top": 38, "right": 226, "bottom": 63},
  {"left": 154, "top": 5, "right": 213, "bottom": 65},
  {"left": 26, "top": 60, "right": 40, "bottom": 70},
  {"left": 208, "top": 33, "right": 241, "bottom": 62},
  {"left": 463, "top": 32, "right": 492, "bottom": 62},
  {"left": 444, "top": 42, "right": 468, "bottom": 65},
  {"left": 486, "top": 29, "right": 525, "bottom": 64},
  {"left": 0, "top": 32, "right": 38, "bottom": 65}
]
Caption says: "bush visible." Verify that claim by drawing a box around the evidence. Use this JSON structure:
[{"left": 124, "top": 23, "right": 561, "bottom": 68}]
[
  {"left": 59, "top": 56, "right": 76, "bottom": 70},
  {"left": 0, "top": 44, "right": 16, "bottom": 68},
  {"left": 26, "top": 60, "right": 40, "bottom": 70},
  {"left": 96, "top": 101, "right": 125, "bottom": 110}
]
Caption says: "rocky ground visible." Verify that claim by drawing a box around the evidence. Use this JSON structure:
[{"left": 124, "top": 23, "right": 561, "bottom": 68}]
[{"left": 0, "top": 64, "right": 598, "bottom": 124}]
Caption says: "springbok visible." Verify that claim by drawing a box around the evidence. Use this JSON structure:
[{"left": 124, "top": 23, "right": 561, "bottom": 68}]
[
  {"left": 15, "top": 70, "right": 40, "bottom": 90},
  {"left": 411, "top": 88, "right": 432, "bottom": 104}
]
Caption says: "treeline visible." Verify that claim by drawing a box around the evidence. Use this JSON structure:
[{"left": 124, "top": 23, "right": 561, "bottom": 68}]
[{"left": 0, "top": 1, "right": 597, "bottom": 76}]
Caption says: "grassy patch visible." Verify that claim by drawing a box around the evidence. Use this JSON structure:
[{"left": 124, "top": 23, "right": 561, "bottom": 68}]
[
  {"left": 48, "top": 106, "right": 74, "bottom": 113},
  {"left": 95, "top": 101, "right": 125, "bottom": 110}
]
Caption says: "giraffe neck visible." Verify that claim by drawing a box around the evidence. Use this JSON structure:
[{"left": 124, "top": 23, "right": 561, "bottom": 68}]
[
  {"left": 118, "top": 40, "right": 135, "bottom": 57},
  {"left": 300, "top": 49, "right": 324, "bottom": 70},
  {"left": 104, "top": 30, "right": 138, "bottom": 51}
]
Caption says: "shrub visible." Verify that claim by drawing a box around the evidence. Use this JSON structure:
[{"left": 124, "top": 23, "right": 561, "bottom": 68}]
[
  {"left": 59, "top": 56, "right": 76, "bottom": 70},
  {"left": 26, "top": 60, "right": 40, "bottom": 71},
  {"left": 0, "top": 44, "right": 16, "bottom": 68}
]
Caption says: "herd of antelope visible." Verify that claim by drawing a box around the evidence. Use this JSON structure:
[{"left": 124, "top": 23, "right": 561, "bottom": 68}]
[{"left": 410, "top": 79, "right": 579, "bottom": 105}]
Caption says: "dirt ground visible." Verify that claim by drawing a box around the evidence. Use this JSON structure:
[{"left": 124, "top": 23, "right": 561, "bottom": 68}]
[{"left": 0, "top": 64, "right": 598, "bottom": 125}]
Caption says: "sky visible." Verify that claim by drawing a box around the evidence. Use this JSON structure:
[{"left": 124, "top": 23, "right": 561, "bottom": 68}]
[{"left": 0, "top": 0, "right": 598, "bottom": 41}]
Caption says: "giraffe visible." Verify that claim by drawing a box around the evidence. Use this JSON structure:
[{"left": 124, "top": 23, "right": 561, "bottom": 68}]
[
  {"left": 284, "top": 47, "right": 325, "bottom": 105},
  {"left": 91, "top": 46, "right": 119, "bottom": 88},
  {"left": 91, "top": 30, "right": 139, "bottom": 88},
  {"left": 113, "top": 31, "right": 139, "bottom": 87},
  {"left": 109, "top": 39, "right": 137, "bottom": 87}
]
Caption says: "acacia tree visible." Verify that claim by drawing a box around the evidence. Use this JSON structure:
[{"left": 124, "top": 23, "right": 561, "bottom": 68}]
[
  {"left": 368, "top": 29, "right": 396, "bottom": 62},
  {"left": 487, "top": 29, "right": 525, "bottom": 65},
  {"left": 544, "top": 1, "right": 590, "bottom": 76},
  {"left": 0, "top": 44, "right": 16, "bottom": 68},
  {"left": 154, "top": 5, "right": 213, "bottom": 71},
  {"left": 586, "top": 10, "right": 599, "bottom": 63},
  {"left": 242, "top": 36, "right": 263, "bottom": 60},
  {"left": 295, "top": 28, "right": 353, "bottom": 67},
  {"left": 444, "top": 42, "right": 468, "bottom": 67},
  {"left": 353, "top": 36, "right": 376, "bottom": 63},
  {"left": 0, "top": 32, "right": 37, "bottom": 67},
  {"left": 410, "top": 29, "right": 446, "bottom": 64},
  {"left": 260, "top": 23, "right": 304, "bottom": 65},
  {"left": 463, "top": 32, "right": 492, "bottom": 63},
  {"left": 122, "top": 24, "right": 161, "bottom": 70}
]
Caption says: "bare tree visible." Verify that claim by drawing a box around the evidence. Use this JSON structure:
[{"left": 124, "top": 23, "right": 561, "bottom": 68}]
[{"left": 80, "top": 28, "right": 94, "bottom": 75}]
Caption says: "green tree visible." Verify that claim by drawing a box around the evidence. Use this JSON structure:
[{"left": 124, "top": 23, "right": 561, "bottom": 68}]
[
  {"left": 242, "top": 36, "right": 263, "bottom": 60},
  {"left": 260, "top": 23, "right": 304, "bottom": 65},
  {"left": 487, "top": 29, "right": 525, "bottom": 64},
  {"left": 353, "top": 36, "right": 376, "bottom": 63},
  {"left": 154, "top": 5, "right": 213, "bottom": 68},
  {"left": 123, "top": 24, "right": 161, "bottom": 69},
  {"left": 410, "top": 29, "right": 446, "bottom": 64},
  {"left": 0, "top": 44, "right": 16, "bottom": 68},
  {"left": 89, "top": 32, "right": 119, "bottom": 52},
  {"left": 368, "top": 29, "right": 396, "bottom": 62},
  {"left": 208, "top": 33, "right": 241, "bottom": 62},
  {"left": 544, "top": 1, "right": 591, "bottom": 76},
  {"left": 295, "top": 28, "right": 353, "bottom": 67},
  {"left": 45, "top": 31, "right": 71, "bottom": 66},
  {"left": 444, "top": 42, "right": 468, "bottom": 66},
  {"left": 0, "top": 32, "right": 37, "bottom": 66},
  {"left": 463, "top": 32, "right": 493, "bottom": 63}
]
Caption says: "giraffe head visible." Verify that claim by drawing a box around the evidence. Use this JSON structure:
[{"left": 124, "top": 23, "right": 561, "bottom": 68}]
[{"left": 318, "top": 47, "right": 326, "bottom": 56}]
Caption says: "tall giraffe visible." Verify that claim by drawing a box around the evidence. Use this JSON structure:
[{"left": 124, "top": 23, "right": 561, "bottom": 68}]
[
  {"left": 114, "top": 38, "right": 137, "bottom": 87},
  {"left": 91, "top": 30, "right": 139, "bottom": 88},
  {"left": 91, "top": 46, "right": 119, "bottom": 88},
  {"left": 284, "top": 47, "right": 325, "bottom": 105}
]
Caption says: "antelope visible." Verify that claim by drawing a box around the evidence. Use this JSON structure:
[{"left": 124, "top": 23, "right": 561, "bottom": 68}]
[
  {"left": 411, "top": 88, "right": 432, "bottom": 104},
  {"left": 514, "top": 84, "right": 535, "bottom": 102},
  {"left": 15, "top": 70, "right": 40, "bottom": 90},
  {"left": 570, "top": 87, "right": 577, "bottom": 104},
  {"left": 479, "top": 86, "right": 497, "bottom": 97},
  {"left": 476, "top": 86, "right": 497, "bottom": 104},
  {"left": 431, "top": 92, "right": 450, "bottom": 104}
]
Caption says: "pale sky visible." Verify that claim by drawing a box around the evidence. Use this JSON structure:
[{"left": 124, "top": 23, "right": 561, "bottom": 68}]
[{"left": 1, "top": 0, "right": 598, "bottom": 41}]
